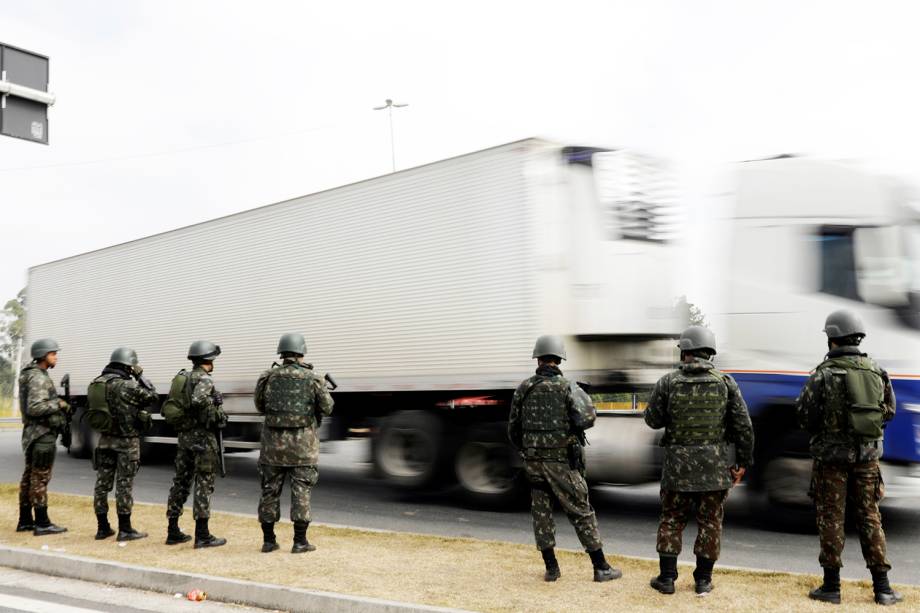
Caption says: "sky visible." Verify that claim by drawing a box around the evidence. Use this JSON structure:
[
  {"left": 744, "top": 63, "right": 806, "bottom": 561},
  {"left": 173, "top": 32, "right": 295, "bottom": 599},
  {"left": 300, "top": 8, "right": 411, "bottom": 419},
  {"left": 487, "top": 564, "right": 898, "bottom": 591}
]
[{"left": 3, "top": 0, "right": 920, "bottom": 310}]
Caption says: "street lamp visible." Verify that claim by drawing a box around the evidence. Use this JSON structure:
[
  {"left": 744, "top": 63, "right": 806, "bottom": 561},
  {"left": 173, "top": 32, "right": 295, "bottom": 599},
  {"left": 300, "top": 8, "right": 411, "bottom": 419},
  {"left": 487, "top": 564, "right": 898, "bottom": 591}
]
[{"left": 373, "top": 98, "right": 408, "bottom": 172}]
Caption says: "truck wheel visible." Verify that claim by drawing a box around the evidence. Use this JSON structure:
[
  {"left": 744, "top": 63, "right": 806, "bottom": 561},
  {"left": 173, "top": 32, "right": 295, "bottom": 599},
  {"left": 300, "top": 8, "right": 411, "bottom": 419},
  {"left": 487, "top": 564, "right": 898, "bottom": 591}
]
[
  {"left": 757, "top": 432, "right": 815, "bottom": 530},
  {"left": 67, "top": 407, "right": 97, "bottom": 459},
  {"left": 455, "top": 439, "right": 526, "bottom": 508},
  {"left": 374, "top": 410, "right": 451, "bottom": 490}
]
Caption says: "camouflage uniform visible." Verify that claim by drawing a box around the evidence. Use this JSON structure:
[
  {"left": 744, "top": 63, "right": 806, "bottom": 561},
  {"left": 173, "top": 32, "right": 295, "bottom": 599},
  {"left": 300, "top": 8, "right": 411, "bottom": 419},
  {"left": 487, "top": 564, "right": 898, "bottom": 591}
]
[
  {"left": 643, "top": 357, "right": 754, "bottom": 560},
  {"left": 90, "top": 367, "right": 157, "bottom": 515},
  {"left": 795, "top": 346, "right": 895, "bottom": 571},
  {"left": 18, "top": 362, "right": 67, "bottom": 509},
  {"left": 166, "top": 366, "right": 226, "bottom": 520},
  {"left": 508, "top": 365, "right": 602, "bottom": 552},
  {"left": 255, "top": 359, "right": 334, "bottom": 523}
]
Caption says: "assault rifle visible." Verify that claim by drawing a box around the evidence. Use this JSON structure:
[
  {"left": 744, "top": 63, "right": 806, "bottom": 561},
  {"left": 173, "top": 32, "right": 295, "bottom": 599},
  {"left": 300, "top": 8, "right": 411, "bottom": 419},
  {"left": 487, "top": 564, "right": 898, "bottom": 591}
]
[
  {"left": 316, "top": 373, "right": 338, "bottom": 427},
  {"left": 211, "top": 389, "right": 226, "bottom": 478},
  {"left": 59, "top": 373, "right": 72, "bottom": 451}
]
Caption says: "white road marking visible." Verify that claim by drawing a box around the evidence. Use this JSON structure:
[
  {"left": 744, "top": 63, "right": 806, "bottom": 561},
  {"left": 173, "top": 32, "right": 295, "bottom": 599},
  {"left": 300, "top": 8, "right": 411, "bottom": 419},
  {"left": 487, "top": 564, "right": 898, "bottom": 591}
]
[{"left": 0, "top": 594, "right": 104, "bottom": 613}]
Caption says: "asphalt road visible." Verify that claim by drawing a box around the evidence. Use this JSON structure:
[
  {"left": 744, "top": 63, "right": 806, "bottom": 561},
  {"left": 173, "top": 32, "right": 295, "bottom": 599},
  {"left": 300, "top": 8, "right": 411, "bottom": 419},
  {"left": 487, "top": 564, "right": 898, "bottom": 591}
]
[{"left": 1, "top": 429, "right": 918, "bottom": 586}]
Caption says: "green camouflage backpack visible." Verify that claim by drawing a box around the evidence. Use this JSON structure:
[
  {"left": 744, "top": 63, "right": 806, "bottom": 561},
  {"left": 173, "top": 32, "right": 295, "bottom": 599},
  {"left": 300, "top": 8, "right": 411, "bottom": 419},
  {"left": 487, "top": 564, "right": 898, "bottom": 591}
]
[
  {"left": 86, "top": 374, "right": 119, "bottom": 432},
  {"left": 820, "top": 356, "right": 886, "bottom": 441},
  {"left": 161, "top": 370, "right": 196, "bottom": 431}
]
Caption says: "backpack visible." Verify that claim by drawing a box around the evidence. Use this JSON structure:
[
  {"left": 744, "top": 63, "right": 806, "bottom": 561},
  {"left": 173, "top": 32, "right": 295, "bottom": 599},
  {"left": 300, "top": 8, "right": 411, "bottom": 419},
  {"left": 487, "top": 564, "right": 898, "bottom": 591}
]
[
  {"left": 161, "top": 370, "right": 196, "bottom": 431},
  {"left": 85, "top": 376, "right": 115, "bottom": 433}
]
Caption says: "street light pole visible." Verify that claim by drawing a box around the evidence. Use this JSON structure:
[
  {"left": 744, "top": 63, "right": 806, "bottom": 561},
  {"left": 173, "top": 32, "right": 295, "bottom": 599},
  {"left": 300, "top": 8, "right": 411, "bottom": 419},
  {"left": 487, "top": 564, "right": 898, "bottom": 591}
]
[{"left": 373, "top": 98, "right": 408, "bottom": 172}]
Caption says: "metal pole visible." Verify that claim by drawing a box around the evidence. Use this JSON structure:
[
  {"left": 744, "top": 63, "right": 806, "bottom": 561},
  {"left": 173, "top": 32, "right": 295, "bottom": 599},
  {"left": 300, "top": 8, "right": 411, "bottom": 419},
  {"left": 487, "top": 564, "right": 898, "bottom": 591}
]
[{"left": 388, "top": 105, "right": 396, "bottom": 172}]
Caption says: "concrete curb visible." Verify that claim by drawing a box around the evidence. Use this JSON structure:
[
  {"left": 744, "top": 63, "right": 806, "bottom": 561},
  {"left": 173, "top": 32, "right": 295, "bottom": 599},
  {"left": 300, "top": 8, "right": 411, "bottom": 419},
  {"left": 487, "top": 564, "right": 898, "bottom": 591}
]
[{"left": 0, "top": 545, "right": 471, "bottom": 613}]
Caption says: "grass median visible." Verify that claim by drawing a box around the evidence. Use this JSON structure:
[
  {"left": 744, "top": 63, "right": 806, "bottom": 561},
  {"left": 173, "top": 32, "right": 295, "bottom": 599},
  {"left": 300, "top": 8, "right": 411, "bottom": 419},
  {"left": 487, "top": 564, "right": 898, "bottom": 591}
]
[{"left": 0, "top": 483, "right": 914, "bottom": 612}]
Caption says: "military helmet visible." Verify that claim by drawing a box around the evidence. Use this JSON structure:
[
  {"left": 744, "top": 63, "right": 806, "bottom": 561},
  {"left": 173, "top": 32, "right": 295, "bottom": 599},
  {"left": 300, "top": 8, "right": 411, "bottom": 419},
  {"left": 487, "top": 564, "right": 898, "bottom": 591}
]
[
  {"left": 532, "top": 335, "right": 567, "bottom": 360},
  {"left": 109, "top": 347, "right": 139, "bottom": 367},
  {"left": 677, "top": 325, "right": 717, "bottom": 355},
  {"left": 823, "top": 309, "right": 866, "bottom": 339},
  {"left": 187, "top": 340, "right": 221, "bottom": 361},
  {"left": 30, "top": 338, "right": 60, "bottom": 360},
  {"left": 277, "top": 333, "right": 307, "bottom": 356}
]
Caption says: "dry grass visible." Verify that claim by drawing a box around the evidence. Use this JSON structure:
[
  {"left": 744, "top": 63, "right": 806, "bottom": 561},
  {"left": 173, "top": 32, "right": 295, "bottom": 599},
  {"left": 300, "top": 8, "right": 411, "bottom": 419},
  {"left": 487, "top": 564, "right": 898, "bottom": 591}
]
[
  {"left": 0, "top": 398, "right": 19, "bottom": 429},
  {"left": 0, "top": 484, "right": 914, "bottom": 612}
]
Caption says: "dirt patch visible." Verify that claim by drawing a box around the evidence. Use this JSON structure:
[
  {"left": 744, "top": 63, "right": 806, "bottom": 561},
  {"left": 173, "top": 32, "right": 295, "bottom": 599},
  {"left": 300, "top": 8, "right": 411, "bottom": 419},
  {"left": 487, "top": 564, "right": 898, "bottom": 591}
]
[{"left": 0, "top": 484, "right": 913, "bottom": 612}]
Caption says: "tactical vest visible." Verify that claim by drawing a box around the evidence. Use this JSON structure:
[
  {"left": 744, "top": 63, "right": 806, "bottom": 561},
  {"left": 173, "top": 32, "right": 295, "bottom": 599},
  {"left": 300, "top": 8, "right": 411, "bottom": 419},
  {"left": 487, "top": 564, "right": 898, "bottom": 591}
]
[
  {"left": 521, "top": 377, "right": 570, "bottom": 449},
  {"left": 817, "top": 356, "right": 886, "bottom": 441},
  {"left": 263, "top": 364, "right": 315, "bottom": 428},
  {"left": 87, "top": 373, "right": 140, "bottom": 437},
  {"left": 666, "top": 369, "right": 728, "bottom": 446}
]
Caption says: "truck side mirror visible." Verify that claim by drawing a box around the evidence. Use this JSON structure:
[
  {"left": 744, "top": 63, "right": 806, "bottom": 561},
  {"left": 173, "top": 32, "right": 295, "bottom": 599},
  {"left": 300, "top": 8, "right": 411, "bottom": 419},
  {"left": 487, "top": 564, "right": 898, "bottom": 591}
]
[{"left": 853, "top": 226, "right": 909, "bottom": 306}]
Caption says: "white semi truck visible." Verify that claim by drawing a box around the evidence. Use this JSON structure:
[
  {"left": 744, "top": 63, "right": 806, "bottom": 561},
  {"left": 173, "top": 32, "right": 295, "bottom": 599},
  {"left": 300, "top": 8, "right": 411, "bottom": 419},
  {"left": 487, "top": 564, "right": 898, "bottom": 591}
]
[
  {"left": 25, "top": 139, "right": 683, "bottom": 505},
  {"left": 24, "top": 140, "right": 920, "bottom": 514}
]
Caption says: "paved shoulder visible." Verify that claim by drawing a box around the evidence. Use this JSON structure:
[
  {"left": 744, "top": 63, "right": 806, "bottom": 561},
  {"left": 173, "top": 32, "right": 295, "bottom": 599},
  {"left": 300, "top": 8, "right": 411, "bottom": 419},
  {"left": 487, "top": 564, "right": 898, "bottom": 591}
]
[{"left": 0, "top": 567, "right": 276, "bottom": 613}]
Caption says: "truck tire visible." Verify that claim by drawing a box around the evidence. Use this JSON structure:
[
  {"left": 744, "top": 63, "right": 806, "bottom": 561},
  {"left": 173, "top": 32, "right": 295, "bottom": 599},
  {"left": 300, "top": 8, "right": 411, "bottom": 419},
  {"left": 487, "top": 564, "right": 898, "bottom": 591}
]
[
  {"left": 67, "top": 406, "right": 98, "bottom": 459},
  {"left": 454, "top": 425, "right": 527, "bottom": 508},
  {"left": 373, "top": 410, "right": 452, "bottom": 490},
  {"left": 755, "top": 431, "right": 816, "bottom": 531}
]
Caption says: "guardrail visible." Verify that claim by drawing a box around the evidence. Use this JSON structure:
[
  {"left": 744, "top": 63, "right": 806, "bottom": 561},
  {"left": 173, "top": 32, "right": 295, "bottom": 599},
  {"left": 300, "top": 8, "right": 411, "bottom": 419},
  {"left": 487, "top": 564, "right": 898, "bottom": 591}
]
[{"left": 0, "top": 417, "right": 21, "bottom": 423}]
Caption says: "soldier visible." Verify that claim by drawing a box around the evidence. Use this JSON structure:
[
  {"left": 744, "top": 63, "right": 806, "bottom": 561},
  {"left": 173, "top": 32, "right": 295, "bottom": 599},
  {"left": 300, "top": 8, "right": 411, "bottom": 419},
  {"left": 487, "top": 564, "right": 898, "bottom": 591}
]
[
  {"left": 254, "top": 333, "right": 334, "bottom": 553},
  {"left": 164, "top": 340, "right": 228, "bottom": 548},
  {"left": 796, "top": 310, "right": 902, "bottom": 606},
  {"left": 87, "top": 347, "right": 157, "bottom": 541},
  {"left": 508, "top": 335, "right": 621, "bottom": 583},
  {"left": 16, "top": 338, "right": 69, "bottom": 535},
  {"left": 644, "top": 326, "right": 754, "bottom": 596}
]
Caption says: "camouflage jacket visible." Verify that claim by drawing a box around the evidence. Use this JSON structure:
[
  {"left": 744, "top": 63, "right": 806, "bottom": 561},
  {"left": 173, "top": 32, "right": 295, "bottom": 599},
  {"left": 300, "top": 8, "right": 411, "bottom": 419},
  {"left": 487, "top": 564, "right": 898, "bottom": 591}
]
[
  {"left": 92, "top": 367, "right": 158, "bottom": 438},
  {"left": 255, "top": 360, "right": 334, "bottom": 466},
  {"left": 186, "top": 366, "right": 227, "bottom": 436},
  {"left": 507, "top": 365, "right": 595, "bottom": 460},
  {"left": 644, "top": 358, "right": 754, "bottom": 492},
  {"left": 795, "top": 346, "right": 895, "bottom": 463},
  {"left": 19, "top": 362, "right": 65, "bottom": 452}
]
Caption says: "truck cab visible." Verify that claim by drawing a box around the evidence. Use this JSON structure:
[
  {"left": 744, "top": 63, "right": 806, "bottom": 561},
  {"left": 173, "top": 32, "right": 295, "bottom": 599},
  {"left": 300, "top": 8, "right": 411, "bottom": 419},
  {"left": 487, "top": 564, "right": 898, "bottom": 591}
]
[{"left": 720, "top": 157, "right": 920, "bottom": 515}]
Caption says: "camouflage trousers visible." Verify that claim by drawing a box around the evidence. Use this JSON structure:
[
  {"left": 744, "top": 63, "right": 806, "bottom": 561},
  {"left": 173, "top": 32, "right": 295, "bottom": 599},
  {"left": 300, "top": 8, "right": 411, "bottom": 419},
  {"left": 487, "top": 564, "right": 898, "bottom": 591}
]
[
  {"left": 166, "top": 442, "right": 217, "bottom": 520},
  {"left": 93, "top": 447, "right": 140, "bottom": 515},
  {"left": 656, "top": 489, "right": 728, "bottom": 560},
  {"left": 811, "top": 459, "right": 890, "bottom": 571},
  {"left": 18, "top": 434, "right": 57, "bottom": 508},
  {"left": 258, "top": 464, "right": 318, "bottom": 523},
  {"left": 524, "top": 459, "right": 603, "bottom": 552}
]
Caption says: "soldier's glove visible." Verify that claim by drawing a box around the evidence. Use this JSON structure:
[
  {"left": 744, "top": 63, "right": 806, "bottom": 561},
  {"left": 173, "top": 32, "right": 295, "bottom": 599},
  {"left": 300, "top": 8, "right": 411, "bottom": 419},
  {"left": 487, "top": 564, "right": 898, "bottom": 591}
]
[
  {"left": 211, "top": 390, "right": 224, "bottom": 406},
  {"left": 133, "top": 365, "right": 144, "bottom": 377},
  {"left": 58, "top": 398, "right": 71, "bottom": 413},
  {"left": 137, "top": 409, "right": 153, "bottom": 432}
]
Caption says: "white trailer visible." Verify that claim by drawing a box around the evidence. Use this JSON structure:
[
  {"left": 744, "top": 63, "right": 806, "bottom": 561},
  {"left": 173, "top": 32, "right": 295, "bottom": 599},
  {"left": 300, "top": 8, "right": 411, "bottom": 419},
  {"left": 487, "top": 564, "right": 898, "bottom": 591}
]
[{"left": 25, "top": 138, "right": 682, "bottom": 504}]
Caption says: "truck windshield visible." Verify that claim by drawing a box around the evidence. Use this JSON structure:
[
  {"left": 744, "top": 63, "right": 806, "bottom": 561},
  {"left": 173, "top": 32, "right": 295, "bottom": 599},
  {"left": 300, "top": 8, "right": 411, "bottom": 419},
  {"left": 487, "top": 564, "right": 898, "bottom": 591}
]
[{"left": 897, "top": 225, "right": 920, "bottom": 330}]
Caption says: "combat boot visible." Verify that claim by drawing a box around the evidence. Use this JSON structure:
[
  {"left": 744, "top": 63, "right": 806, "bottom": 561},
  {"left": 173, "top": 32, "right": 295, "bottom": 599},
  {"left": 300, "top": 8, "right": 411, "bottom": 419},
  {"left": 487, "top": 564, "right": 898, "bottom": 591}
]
[
  {"left": 32, "top": 506, "right": 67, "bottom": 536},
  {"left": 95, "top": 513, "right": 115, "bottom": 540},
  {"left": 165, "top": 516, "right": 192, "bottom": 545},
  {"left": 693, "top": 556, "right": 715, "bottom": 596},
  {"left": 193, "top": 518, "right": 227, "bottom": 549},
  {"left": 808, "top": 567, "right": 841, "bottom": 605},
  {"left": 650, "top": 554, "right": 678, "bottom": 594},
  {"left": 261, "top": 521, "right": 279, "bottom": 553},
  {"left": 116, "top": 513, "right": 147, "bottom": 542},
  {"left": 871, "top": 568, "right": 903, "bottom": 606},
  {"left": 291, "top": 520, "right": 316, "bottom": 553},
  {"left": 16, "top": 505, "right": 34, "bottom": 532},
  {"left": 588, "top": 547, "right": 622, "bottom": 582},
  {"left": 541, "top": 548, "right": 561, "bottom": 582}
]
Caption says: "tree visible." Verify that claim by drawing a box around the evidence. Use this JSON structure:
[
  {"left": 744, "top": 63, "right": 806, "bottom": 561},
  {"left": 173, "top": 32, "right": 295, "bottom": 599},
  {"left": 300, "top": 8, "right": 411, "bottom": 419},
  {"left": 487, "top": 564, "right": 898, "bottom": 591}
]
[
  {"left": 675, "top": 295, "right": 706, "bottom": 327},
  {"left": 0, "top": 288, "right": 26, "bottom": 398}
]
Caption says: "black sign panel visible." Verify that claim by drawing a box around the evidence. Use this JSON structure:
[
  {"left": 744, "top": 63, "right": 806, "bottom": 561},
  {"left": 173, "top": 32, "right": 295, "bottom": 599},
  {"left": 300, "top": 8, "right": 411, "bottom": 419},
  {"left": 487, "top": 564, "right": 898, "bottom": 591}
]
[{"left": 1, "top": 43, "right": 50, "bottom": 144}]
